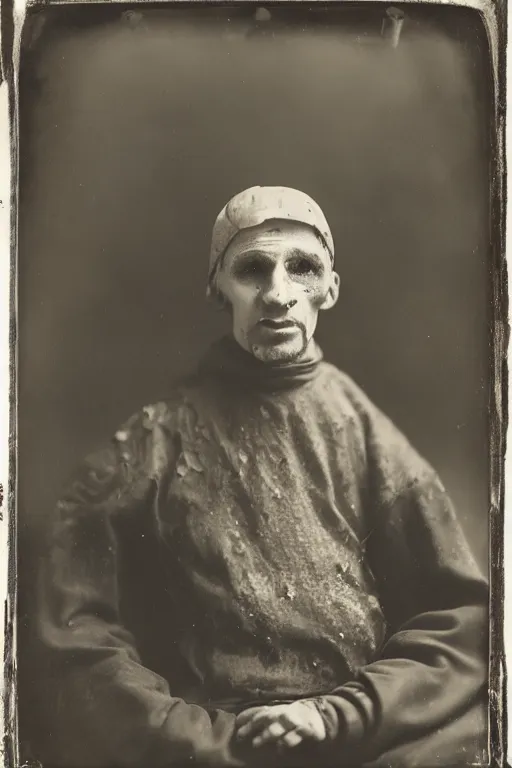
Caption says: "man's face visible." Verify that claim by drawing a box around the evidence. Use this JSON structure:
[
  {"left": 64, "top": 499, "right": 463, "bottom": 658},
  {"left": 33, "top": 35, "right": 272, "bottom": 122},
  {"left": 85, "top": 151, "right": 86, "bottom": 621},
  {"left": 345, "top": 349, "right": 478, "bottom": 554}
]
[{"left": 215, "top": 221, "right": 340, "bottom": 364}]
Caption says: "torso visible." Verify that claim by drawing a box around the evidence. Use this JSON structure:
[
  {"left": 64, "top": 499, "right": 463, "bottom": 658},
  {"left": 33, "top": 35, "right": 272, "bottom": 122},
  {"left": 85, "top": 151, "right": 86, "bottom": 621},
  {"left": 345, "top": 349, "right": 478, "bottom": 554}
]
[{"left": 138, "top": 366, "right": 387, "bottom": 705}]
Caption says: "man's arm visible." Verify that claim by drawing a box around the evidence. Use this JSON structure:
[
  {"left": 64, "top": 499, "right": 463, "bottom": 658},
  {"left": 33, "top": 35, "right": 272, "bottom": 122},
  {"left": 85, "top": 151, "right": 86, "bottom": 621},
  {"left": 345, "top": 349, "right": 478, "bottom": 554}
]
[
  {"left": 323, "top": 474, "right": 488, "bottom": 764},
  {"left": 34, "top": 408, "right": 244, "bottom": 768},
  {"left": 321, "top": 379, "right": 488, "bottom": 764}
]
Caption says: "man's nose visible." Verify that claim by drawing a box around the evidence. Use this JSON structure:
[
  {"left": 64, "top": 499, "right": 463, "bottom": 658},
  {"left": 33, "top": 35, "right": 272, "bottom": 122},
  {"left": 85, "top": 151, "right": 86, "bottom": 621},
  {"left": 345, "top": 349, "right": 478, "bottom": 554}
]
[{"left": 260, "top": 269, "right": 297, "bottom": 310}]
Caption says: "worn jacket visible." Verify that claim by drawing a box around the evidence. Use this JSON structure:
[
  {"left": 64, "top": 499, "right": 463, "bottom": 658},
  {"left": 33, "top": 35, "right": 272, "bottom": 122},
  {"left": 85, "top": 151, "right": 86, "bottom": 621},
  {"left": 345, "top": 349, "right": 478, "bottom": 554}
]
[{"left": 34, "top": 337, "right": 489, "bottom": 767}]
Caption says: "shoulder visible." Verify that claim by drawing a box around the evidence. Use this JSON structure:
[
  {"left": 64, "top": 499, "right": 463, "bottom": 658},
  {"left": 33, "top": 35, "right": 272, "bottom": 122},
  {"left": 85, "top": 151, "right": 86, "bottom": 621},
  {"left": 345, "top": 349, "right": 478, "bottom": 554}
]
[
  {"left": 57, "top": 391, "right": 190, "bottom": 516},
  {"left": 316, "top": 361, "right": 385, "bottom": 425},
  {"left": 114, "top": 373, "right": 202, "bottom": 445},
  {"left": 318, "top": 362, "right": 372, "bottom": 401},
  {"left": 318, "top": 361, "right": 437, "bottom": 488}
]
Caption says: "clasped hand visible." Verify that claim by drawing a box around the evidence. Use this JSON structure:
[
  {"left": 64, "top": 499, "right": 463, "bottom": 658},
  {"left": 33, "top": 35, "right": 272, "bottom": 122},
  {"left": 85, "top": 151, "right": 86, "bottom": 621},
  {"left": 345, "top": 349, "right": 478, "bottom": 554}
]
[{"left": 235, "top": 700, "right": 327, "bottom": 750}]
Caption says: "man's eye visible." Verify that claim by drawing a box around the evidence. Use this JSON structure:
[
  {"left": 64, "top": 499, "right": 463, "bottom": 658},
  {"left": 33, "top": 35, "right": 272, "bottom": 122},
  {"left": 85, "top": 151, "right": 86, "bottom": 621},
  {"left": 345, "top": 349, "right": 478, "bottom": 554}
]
[
  {"left": 236, "top": 259, "right": 266, "bottom": 278},
  {"left": 288, "top": 258, "right": 318, "bottom": 276}
]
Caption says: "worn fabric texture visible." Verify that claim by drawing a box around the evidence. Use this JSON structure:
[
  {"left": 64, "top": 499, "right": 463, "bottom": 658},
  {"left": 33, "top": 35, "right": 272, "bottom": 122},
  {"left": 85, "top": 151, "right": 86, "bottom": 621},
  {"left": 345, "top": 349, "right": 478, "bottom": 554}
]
[{"left": 33, "top": 337, "right": 488, "bottom": 768}]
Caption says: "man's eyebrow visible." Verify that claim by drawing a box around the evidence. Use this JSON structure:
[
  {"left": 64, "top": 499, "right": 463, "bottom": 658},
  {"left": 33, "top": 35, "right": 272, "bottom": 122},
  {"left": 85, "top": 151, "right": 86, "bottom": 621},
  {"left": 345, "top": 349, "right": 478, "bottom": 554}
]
[{"left": 231, "top": 249, "right": 273, "bottom": 261}]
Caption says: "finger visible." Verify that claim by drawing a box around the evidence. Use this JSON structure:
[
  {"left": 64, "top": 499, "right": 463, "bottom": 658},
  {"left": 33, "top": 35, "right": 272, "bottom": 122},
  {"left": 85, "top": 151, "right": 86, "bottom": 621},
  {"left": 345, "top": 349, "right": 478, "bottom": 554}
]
[
  {"left": 279, "top": 730, "right": 304, "bottom": 749},
  {"left": 294, "top": 720, "right": 326, "bottom": 741},
  {"left": 235, "top": 707, "right": 268, "bottom": 728},
  {"left": 276, "top": 710, "right": 309, "bottom": 734},
  {"left": 236, "top": 709, "right": 274, "bottom": 740},
  {"left": 276, "top": 707, "right": 324, "bottom": 740},
  {"left": 252, "top": 721, "right": 287, "bottom": 747}
]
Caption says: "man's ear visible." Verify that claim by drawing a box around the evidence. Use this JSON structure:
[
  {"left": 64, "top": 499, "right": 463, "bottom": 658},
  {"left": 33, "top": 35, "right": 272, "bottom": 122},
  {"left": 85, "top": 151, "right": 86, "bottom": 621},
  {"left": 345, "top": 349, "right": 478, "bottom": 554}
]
[{"left": 319, "top": 271, "right": 340, "bottom": 311}]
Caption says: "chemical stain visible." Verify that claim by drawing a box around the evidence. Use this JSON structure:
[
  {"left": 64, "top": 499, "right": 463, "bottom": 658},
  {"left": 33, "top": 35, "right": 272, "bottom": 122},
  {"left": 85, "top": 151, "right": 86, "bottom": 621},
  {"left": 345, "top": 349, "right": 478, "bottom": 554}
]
[
  {"left": 176, "top": 448, "right": 204, "bottom": 476},
  {"left": 284, "top": 584, "right": 296, "bottom": 600},
  {"left": 183, "top": 450, "right": 203, "bottom": 472}
]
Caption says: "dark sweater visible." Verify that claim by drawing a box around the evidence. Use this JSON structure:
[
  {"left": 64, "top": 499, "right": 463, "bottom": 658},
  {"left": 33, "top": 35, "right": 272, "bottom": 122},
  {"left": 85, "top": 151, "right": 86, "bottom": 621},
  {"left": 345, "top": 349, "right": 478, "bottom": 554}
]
[{"left": 35, "top": 337, "right": 488, "bottom": 768}]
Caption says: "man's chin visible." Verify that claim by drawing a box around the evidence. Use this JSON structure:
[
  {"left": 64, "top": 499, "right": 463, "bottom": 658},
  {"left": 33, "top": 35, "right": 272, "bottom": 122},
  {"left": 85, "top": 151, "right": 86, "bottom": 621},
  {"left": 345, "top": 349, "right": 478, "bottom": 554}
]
[{"left": 250, "top": 340, "right": 304, "bottom": 365}]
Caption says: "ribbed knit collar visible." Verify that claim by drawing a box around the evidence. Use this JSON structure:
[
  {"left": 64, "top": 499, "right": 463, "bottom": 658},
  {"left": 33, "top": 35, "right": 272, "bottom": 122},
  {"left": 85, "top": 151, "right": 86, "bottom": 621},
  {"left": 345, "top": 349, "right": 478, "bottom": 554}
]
[{"left": 199, "top": 335, "right": 323, "bottom": 392}]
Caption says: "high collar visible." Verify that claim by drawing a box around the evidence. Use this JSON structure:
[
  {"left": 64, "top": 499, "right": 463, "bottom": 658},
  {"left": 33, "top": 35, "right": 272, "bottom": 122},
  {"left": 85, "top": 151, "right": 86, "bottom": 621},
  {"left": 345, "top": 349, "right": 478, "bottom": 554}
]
[{"left": 198, "top": 335, "right": 323, "bottom": 392}]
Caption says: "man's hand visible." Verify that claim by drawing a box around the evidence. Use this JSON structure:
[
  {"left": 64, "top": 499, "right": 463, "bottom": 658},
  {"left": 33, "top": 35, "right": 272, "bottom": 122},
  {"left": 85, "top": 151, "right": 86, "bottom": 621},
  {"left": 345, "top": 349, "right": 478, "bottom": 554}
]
[{"left": 235, "top": 700, "right": 327, "bottom": 750}]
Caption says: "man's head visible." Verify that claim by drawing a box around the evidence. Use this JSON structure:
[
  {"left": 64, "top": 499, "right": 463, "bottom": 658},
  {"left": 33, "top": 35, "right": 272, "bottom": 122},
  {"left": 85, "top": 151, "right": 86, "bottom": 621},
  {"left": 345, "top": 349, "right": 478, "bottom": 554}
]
[{"left": 208, "top": 186, "right": 340, "bottom": 364}]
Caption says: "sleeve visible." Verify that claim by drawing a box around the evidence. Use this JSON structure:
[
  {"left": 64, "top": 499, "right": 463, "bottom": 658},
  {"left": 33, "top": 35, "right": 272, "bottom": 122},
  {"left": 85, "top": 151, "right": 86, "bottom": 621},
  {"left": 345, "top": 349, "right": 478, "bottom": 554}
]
[
  {"left": 34, "top": 406, "right": 245, "bottom": 768},
  {"left": 310, "top": 380, "right": 489, "bottom": 765}
]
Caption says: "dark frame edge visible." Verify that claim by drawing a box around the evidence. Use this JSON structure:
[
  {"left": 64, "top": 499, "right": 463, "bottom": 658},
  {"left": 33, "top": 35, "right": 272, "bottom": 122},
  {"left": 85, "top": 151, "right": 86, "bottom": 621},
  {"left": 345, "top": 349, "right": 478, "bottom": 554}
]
[
  {"left": 3, "top": 0, "right": 20, "bottom": 763},
  {"left": 4, "top": 1, "right": 509, "bottom": 767},
  {"left": 487, "top": 0, "right": 509, "bottom": 767}
]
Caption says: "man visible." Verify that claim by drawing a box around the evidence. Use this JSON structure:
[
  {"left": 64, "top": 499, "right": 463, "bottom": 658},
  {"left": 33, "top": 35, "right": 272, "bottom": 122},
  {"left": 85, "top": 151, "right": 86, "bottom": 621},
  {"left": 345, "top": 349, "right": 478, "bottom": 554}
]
[{"left": 34, "top": 186, "right": 488, "bottom": 768}]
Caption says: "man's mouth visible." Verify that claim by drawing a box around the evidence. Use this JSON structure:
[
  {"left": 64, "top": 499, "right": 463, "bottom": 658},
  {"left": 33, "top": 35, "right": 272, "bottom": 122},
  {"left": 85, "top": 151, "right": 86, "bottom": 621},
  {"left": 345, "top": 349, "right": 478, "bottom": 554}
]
[{"left": 258, "top": 319, "right": 297, "bottom": 330}]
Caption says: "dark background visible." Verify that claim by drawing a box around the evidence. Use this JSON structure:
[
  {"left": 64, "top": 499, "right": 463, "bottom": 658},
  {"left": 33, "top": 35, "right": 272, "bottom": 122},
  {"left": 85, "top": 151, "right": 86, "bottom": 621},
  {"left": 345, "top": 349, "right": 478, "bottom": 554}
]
[{"left": 17, "top": 1, "right": 492, "bottom": 752}]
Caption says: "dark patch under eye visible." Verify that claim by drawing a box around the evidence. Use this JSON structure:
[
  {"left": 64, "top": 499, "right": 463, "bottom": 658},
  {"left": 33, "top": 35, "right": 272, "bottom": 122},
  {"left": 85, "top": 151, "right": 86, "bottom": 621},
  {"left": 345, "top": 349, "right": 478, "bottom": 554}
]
[{"left": 287, "top": 257, "right": 321, "bottom": 277}]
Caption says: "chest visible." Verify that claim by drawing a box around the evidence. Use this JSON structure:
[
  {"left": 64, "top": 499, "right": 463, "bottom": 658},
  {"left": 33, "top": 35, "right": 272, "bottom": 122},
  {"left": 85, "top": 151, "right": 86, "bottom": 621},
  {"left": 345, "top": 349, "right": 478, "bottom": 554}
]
[{"left": 155, "top": 388, "right": 371, "bottom": 590}]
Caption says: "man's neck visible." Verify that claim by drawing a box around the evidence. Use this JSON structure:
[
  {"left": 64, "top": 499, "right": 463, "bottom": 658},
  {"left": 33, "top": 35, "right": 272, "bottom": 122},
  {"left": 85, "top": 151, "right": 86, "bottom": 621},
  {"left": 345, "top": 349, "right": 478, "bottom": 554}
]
[
  {"left": 199, "top": 335, "right": 323, "bottom": 392},
  {"left": 235, "top": 338, "right": 319, "bottom": 368}
]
